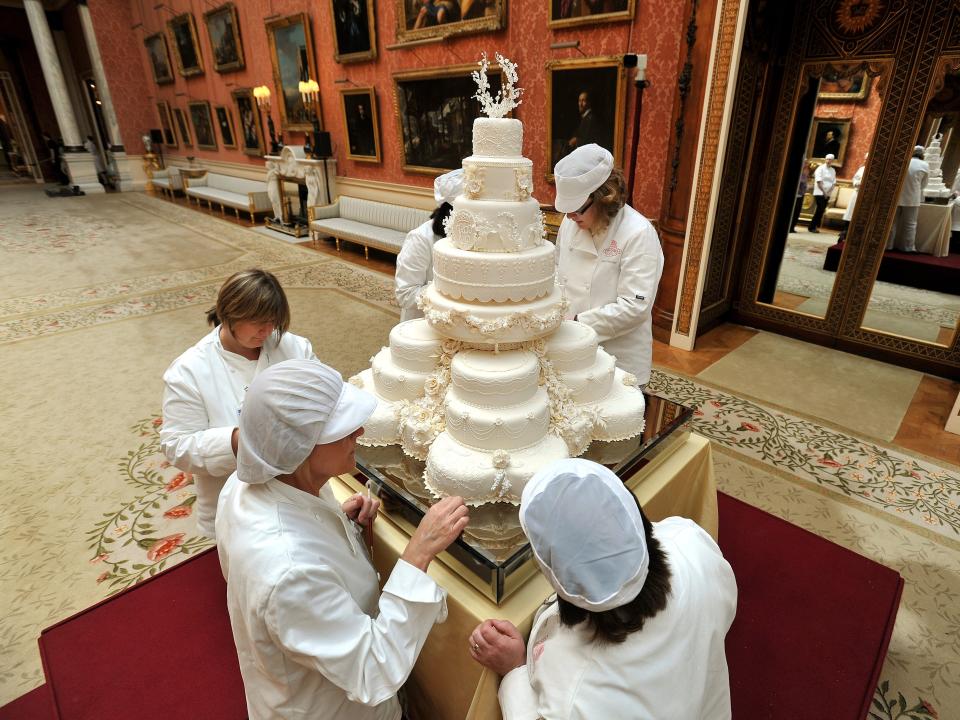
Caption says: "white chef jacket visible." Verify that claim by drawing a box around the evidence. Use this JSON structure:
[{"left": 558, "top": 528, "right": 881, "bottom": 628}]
[
  {"left": 216, "top": 475, "right": 447, "bottom": 720},
  {"left": 898, "top": 156, "right": 929, "bottom": 207},
  {"left": 498, "top": 517, "right": 737, "bottom": 720},
  {"left": 160, "top": 327, "right": 315, "bottom": 537},
  {"left": 555, "top": 205, "right": 664, "bottom": 385},
  {"left": 842, "top": 165, "right": 865, "bottom": 222},
  {"left": 395, "top": 219, "right": 439, "bottom": 322},
  {"left": 812, "top": 163, "right": 836, "bottom": 197}
]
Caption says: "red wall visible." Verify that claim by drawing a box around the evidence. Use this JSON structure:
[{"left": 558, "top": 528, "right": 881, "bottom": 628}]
[{"left": 99, "top": 0, "right": 689, "bottom": 218}]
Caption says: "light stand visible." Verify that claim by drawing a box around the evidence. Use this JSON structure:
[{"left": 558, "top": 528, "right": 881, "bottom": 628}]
[
  {"left": 253, "top": 85, "right": 281, "bottom": 155},
  {"left": 625, "top": 55, "right": 649, "bottom": 206}
]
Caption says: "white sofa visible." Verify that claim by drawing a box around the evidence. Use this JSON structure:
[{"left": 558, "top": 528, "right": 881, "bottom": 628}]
[
  {"left": 309, "top": 196, "right": 431, "bottom": 257},
  {"left": 149, "top": 168, "right": 183, "bottom": 198},
  {"left": 184, "top": 172, "right": 273, "bottom": 222}
]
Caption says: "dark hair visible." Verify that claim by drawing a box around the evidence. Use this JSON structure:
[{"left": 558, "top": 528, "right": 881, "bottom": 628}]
[
  {"left": 432, "top": 202, "right": 453, "bottom": 237},
  {"left": 588, "top": 167, "right": 627, "bottom": 234},
  {"left": 557, "top": 500, "right": 671, "bottom": 644},
  {"left": 206, "top": 269, "right": 291, "bottom": 339}
]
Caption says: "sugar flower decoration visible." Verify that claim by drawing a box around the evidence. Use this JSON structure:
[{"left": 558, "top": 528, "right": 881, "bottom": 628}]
[{"left": 473, "top": 52, "right": 523, "bottom": 119}]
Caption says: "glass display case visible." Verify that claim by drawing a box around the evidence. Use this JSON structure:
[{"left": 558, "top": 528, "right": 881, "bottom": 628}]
[{"left": 354, "top": 393, "right": 692, "bottom": 604}]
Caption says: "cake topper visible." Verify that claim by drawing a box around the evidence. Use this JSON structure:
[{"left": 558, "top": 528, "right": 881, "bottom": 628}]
[{"left": 472, "top": 52, "right": 523, "bottom": 119}]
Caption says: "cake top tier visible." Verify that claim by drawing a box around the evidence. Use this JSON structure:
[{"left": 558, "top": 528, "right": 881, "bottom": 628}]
[{"left": 473, "top": 118, "right": 523, "bottom": 158}]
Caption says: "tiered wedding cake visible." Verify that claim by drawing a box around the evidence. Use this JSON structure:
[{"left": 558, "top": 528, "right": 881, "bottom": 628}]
[
  {"left": 924, "top": 134, "right": 952, "bottom": 199},
  {"left": 351, "top": 54, "right": 646, "bottom": 505}
]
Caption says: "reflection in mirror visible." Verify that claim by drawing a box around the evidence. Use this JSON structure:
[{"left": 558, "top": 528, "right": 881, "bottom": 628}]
[
  {"left": 862, "top": 64, "right": 960, "bottom": 347},
  {"left": 758, "top": 63, "right": 883, "bottom": 318}
]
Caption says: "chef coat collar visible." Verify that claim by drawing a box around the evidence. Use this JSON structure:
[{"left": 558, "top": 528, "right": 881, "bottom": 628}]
[{"left": 266, "top": 477, "right": 341, "bottom": 515}]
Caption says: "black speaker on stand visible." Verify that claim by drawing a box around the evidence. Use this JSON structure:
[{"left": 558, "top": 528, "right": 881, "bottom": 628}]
[{"left": 312, "top": 130, "right": 333, "bottom": 205}]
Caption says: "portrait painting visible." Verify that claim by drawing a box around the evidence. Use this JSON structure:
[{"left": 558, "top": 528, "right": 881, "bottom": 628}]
[
  {"left": 806, "top": 117, "right": 851, "bottom": 164},
  {"left": 818, "top": 70, "right": 871, "bottom": 101},
  {"left": 546, "top": 57, "right": 626, "bottom": 176},
  {"left": 341, "top": 88, "right": 380, "bottom": 162},
  {"left": 188, "top": 100, "right": 218, "bottom": 150},
  {"left": 232, "top": 88, "right": 265, "bottom": 156},
  {"left": 395, "top": 0, "right": 506, "bottom": 44},
  {"left": 215, "top": 106, "right": 237, "bottom": 149},
  {"left": 266, "top": 14, "right": 319, "bottom": 132},
  {"left": 173, "top": 107, "right": 193, "bottom": 148},
  {"left": 331, "top": 0, "right": 377, "bottom": 63},
  {"left": 549, "top": 0, "right": 635, "bottom": 29},
  {"left": 203, "top": 3, "right": 245, "bottom": 73},
  {"left": 156, "top": 101, "right": 177, "bottom": 147},
  {"left": 144, "top": 33, "right": 174, "bottom": 85},
  {"left": 168, "top": 13, "right": 204, "bottom": 77},
  {"left": 394, "top": 64, "right": 503, "bottom": 174}
]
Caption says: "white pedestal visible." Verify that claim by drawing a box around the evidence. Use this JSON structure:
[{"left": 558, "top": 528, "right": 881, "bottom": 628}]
[{"left": 62, "top": 152, "right": 105, "bottom": 194}]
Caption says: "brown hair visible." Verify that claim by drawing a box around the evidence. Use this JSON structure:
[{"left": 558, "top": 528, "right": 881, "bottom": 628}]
[
  {"left": 589, "top": 167, "right": 627, "bottom": 235},
  {"left": 206, "top": 269, "right": 290, "bottom": 339},
  {"left": 556, "top": 501, "right": 672, "bottom": 644}
]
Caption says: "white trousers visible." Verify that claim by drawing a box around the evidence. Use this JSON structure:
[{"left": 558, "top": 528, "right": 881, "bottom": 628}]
[{"left": 887, "top": 205, "right": 920, "bottom": 252}]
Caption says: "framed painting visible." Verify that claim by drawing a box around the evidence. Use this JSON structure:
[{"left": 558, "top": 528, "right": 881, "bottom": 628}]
[
  {"left": 331, "top": 0, "right": 377, "bottom": 63},
  {"left": 232, "top": 88, "right": 265, "bottom": 156},
  {"left": 266, "top": 14, "right": 320, "bottom": 132},
  {"left": 215, "top": 106, "right": 237, "bottom": 149},
  {"left": 395, "top": 0, "right": 506, "bottom": 44},
  {"left": 203, "top": 3, "right": 245, "bottom": 73},
  {"left": 394, "top": 63, "right": 503, "bottom": 174},
  {"left": 173, "top": 107, "right": 193, "bottom": 148},
  {"left": 806, "top": 117, "right": 851, "bottom": 164},
  {"left": 156, "top": 101, "right": 177, "bottom": 147},
  {"left": 340, "top": 87, "right": 380, "bottom": 162},
  {"left": 188, "top": 100, "right": 218, "bottom": 150},
  {"left": 546, "top": 56, "right": 627, "bottom": 179},
  {"left": 144, "top": 33, "right": 174, "bottom": 85},
  {"left": 548, "top": 0, "right": 635, "bottom": 29},
  {"left": 818, "top": 70, "right": 871, "bottom": 101},
  {"left": 168, "top": 13, "right": 204, "bottom": 78}
]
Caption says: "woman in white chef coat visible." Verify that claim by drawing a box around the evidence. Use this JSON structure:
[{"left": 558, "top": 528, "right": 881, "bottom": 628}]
[
  {"left": 395, "top": 169, "right": 464, "bottom": 322},
  {"left": 553, "top": 145, "right": 664, "bottom": 387},
  {"left": 161, "top": 269, "right": 315, "bottom": 539},
  {"left": 216, "top": 359, "right": 470, "bottom": 720},
  {"left": 469, "top": 458, "right": 737, "bottom": 720}
]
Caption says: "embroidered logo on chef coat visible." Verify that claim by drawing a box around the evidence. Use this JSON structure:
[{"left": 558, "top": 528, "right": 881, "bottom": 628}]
[{"left": 602, "top": 239, "right": 622, "bottom": 257}]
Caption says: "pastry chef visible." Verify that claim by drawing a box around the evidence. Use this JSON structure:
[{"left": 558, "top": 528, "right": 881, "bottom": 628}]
[
  {"left": 395, "top": 168, "right": 464, "bottom": 322},
  {"left": 216, "top": 358, "right": 470, "bottom": 720},
  {"left": 553, "top": 145, "right": 664, "bottom": 387},
  {"left": 469, "top": 458, "right": 738, "bottom": 720},
  {"left": 161, "top": 269, "right": 316, "bottom": 539}
]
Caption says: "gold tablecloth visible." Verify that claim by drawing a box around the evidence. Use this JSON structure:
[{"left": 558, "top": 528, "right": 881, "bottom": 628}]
[
  {"left": 331, "top": 432, "right": 717, "bottom": 720},
  {"left": 916, "top": 203, "right": 951, "bottom": 257}
]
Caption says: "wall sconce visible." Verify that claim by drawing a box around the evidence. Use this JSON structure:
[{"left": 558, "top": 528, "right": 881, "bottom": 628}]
[
  {"left": 253, "top": 85, "right": 281, "bottom": 155},
  {"left": 298, "top": 79, "right": 319, "bottom": 105}
]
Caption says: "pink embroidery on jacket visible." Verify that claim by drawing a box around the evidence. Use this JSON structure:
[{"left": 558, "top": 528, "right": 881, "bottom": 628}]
[{"left": 603, "top": 239, "right": 622, "bottom": 257}]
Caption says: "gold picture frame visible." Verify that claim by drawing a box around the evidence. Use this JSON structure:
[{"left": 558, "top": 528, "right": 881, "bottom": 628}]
[
  {"left": 215, "top": 105, "right": 238, "bottom": 149},
  {"left": 232, "top": 88, "right": 265, "bottom": 157},
  {"left": 203, "top": 3, "right": 245, "bottom": 73},
  {"left": 818, "top": 70, "right": 871, "bottom": 101},
  {"left": 188, "top": 100, "right": 218, "bottom": 150},
  {"left": 393, "top": 63, "right": 504, "bottom": 175},
  {"left": 545, "top": 56, "right": 627, "bottom": 181},
  {"left": 331, "top": 0, "right": 377, "bottom": 63},
  {"left": 167, "top": 13, "right": 204, "bottom": 78},
  {"left": 144, "top": 33, "right": 174, "bottom": 85},
  {"left": 340, "top": 87, "right": 381, "bottom": 162},
  {"left": 173, "top": 107, "right": 193, "bottom": 148},
  {"left": 266, "top": 13, "right": 319, "bottom": 132},
  {"left": 806, "top": 117, "right": 851, "bottom": 164},
  {"left": 548, "top": 0, "right": 636, "bottom": 29},
  {"left": 156, "top": 100, "right": 177, "bottom": 148},
  {"left": 394, "top": 0, "right": 506, "bottom": 44}
]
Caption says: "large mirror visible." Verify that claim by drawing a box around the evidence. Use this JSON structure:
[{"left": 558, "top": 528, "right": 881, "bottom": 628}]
[
  {"left": 757, "top": 62, "right": 884, "bottom": 318},
  {"left": 861, "top": 62, "right": 960, "bottom": 347}
]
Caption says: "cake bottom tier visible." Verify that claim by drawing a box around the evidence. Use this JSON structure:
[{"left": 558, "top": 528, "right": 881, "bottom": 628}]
[{"left": 424, "top": 430, "right": 569, "bottom": 505}]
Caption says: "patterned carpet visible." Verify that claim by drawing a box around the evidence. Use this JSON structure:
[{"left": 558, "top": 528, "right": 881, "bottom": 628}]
[{"left": 0, "top": 189, "right": 955, "bottom": 718}]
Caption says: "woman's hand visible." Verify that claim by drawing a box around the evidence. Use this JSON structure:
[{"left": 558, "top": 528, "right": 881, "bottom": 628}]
[
  {"left": 401, "top": 495, "right": 469, "bottom": 571},
  {"left": 341, "top": 493, "right": 380, "bottom": 527},
  {"left": 469, "top": 619, "right": 527, "bottom": 676}
]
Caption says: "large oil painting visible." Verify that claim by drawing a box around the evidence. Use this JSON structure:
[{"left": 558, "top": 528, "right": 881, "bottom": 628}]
[
  {"left": 168, "top": 13, "right": 204, "bottom": 77},
  {"left": 266, "top": 14, "right": 319, "bottom": 132},
  {"left": 203, "top": 3, "right": 245, "bottom": 73},
  {"left": 144, "top": 33, "right": 174, "bottom": 85},
  {"left": 173, "top": 107, "right": 192, "bottom": 148},
  {"left": 156, "top": 101, "right": 177, "bottom": 147},
  {"left": 232, "top": 88, "right": 264, "bottom": 156},
  {"left": 331, "top": 0, "right": 377, "bottom": 63},
  {"left": 395, "top": 0, "right": 506, "bottom": 44},
  {"left": 188, "top": 100, "right": 218, "bottom": 150},
  {"left": 341, "top": 87, "right": 380, "bottom": 162},
  {"left": 548, "top": 0, "right": 635, "bottom": 29}
]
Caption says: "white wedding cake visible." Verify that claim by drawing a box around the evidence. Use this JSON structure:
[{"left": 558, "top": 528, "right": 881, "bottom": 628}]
[
  {"left": 924, "top": 135, "right": 952, "bottom": 199},
  {"left": 351, "top": 54, "right": 646, "bottom": 506}
]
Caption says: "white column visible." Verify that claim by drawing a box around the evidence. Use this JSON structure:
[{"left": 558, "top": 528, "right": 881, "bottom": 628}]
[
  {"left": 76, "top": 0, "right": 122, "bottom": 150},
  {"left": 23, "top": 0, "right": 102, "bottom": 192}
]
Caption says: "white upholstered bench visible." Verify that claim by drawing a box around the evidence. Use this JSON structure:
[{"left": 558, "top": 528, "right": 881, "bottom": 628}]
[
  {"left": 309, "top": 197, "right": 431, "bottom": 257},
  {"left": 184, "top": 172, "right": 273, "bottom": 222},
  {"left": 149, "top": 168, "right": 183, "bottom": 198}
]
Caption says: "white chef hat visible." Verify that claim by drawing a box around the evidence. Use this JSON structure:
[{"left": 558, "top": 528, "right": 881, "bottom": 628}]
[
  {"left": 825, "top": 153, "right": 835, "bottom": 160},
  {"left": 434, "top": 168, "right": 464, "bottom": 204},
  {"left": 914, "top": 145, "right": 926, "bottom": 154},
  {"left": 520, "top": 458, "right": 649, "bottom": 612},
  {"left": 236, "top": 359, "right": 377, "bottom": 484},
  {"left": 553, "top": 144, "right": 614, "bottom": 213}
]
